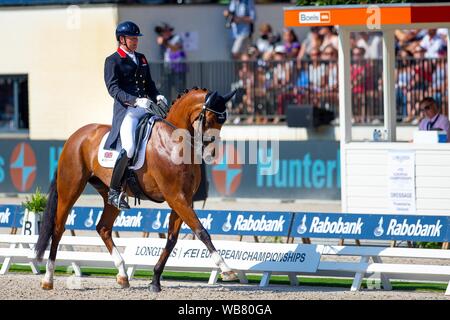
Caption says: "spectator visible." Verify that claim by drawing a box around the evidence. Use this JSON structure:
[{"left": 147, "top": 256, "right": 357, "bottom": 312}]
[
  {"left": 272, "top": 45, "right": 293, "bottom": 122},
  {"left": 395, "top": 29, "right": 421, "bottom": 48},
  {"left": 156, "top": 23, "right": 187, "bottom": 98},
  {"left": 321, "top": 45, "right": 338, "bottom": 107},
  {"left": 282, "top": 28, "right": 301, "bottom": 59},
  {"left": 308, "top": 47, "right": 325, "bottom": 108},
  {"left": 319, "top": 26, "right": 338, "bottom": 52},
  {"left": 233, "top": 53, "right": 255, "bottom": 124},
  {"left": 224, "top": 0, "right": 256, "bottom": 60},
  {"left": 356, "top": 32, "right": 382, "bottom": 59},
  {"left": 396, "top": 48, "right": 414, "bottom": 123},
  {"left": 255, "top": 23, "right": 279, "bottom": 58},
  {"left": 419, "top": 29, "right": 446, "bottom": 58},
  {"left": 418, "top": 97, "right": 450, "bottom": 142},
  {"left": 272, "top": 45, "right": 290, "bottom": 85},
  {"left": 297, "top": 27, "right": 322, "bottom": 61},
  {"left": 437, "top": 28, "right": 448, "bottom": 46},
  {"left": 351, "top": 47, "right": 366, "bottom": 123},
  {"left": 412, "top": 44, "right": 426, "bottom": 59},
  {"left": 247, "top": 45, "right": 260, "bottom": 60},
  {"left": 410, "top": 46, "right": 433, "bottom": 124}
]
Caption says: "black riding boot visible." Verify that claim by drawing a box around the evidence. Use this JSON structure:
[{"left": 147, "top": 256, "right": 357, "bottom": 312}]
[{"left": 108, "top": 149, "right": 131, "bottom": 210}]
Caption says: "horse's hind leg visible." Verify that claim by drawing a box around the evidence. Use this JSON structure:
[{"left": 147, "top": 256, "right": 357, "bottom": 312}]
[
  {"left": 168, "top": 200, "right": 238, "bottom": 282},
  {"left": 96, "top": 202, "right": 129, "bottom": 288},
  {"left": 41, "top": 170, "right": 89, "bottom": 290},
  {"left": 150, "top": 210, "right": 183, "bottom": 293},
  {"left": 90, "top": 180, "right": 129, "bottom": 288}
]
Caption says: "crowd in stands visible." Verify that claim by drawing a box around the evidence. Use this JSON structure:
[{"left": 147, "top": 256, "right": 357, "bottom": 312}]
[{"left": 229, "top": 24, "right": 449, "bottom": 125}]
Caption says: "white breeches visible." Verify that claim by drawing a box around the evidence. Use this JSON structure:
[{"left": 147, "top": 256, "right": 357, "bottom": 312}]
[{"left": 120, "top": 106, "right": 147, "bottom": 158}]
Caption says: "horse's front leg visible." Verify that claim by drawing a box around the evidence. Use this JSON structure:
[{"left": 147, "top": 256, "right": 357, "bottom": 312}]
[
  {"left": 150, "top": 210, "right": 183, "bottom": 293},
  {"left": 169, "top": 200, "right": 238, "bottom": 282}
]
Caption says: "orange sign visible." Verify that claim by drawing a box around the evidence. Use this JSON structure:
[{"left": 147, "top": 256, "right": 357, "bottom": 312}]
[{"left": 284, "top": 4, "right": 450, "bottom": 28}]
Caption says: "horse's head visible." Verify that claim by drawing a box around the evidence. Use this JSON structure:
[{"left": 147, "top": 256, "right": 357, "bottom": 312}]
[
  {"left": 165, "top": 88, "right": 236, "bottom": 162},
  {"left": 197, "top": 90, "right": 236, "bottom": 133},
  {"left": 192, "top": 90, "right": 236, "bottom": 161}
]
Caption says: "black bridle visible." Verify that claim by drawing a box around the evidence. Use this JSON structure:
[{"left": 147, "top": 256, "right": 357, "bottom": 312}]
[{"left": 195, "top": 104, "right": 226, "bottom": 154}]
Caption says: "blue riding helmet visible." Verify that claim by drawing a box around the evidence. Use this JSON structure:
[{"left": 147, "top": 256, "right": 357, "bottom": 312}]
[{"left": 115, "top": 21, "right": 143, "bottom": 41}]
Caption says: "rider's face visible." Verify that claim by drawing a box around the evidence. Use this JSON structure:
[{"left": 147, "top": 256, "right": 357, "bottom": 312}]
[{"left": 121, "top": 36, "right": 139, "bottom": 52}]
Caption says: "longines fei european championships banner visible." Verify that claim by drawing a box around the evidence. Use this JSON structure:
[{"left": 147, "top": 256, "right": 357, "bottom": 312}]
[
  {"left": 0, "top": 139, "right": 340, "bottom": 200},
  {"left": 1, "top": 204, "right": 449, "bottom": 242}
]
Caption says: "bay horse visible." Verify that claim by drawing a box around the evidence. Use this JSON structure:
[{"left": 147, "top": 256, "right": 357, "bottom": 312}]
[{"left": 34, "top": 87, "right": 237, "bottom": 292}]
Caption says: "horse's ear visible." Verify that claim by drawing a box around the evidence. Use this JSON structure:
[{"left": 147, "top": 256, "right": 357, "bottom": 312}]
[
  {"left": 222, "top": 90, "right": 237, "bottom": 103},
  {"left": 205, "top": 91, "right": 218, "bottom": 108}
]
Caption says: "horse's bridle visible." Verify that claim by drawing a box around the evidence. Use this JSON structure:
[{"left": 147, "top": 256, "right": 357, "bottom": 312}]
[
  {"left": 146, "top": 99, "right": 226, "bottom": 157},
  {"left": 195, "top": 104, "right": 227, "bottom": 150}
]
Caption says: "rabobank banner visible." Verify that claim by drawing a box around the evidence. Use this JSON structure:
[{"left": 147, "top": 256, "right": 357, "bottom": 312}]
[
  {"left": 0, "top": 139, "right": 340, "bottom": 200},
  {"left": 0, "top": 205, "right": 293, "bottom": 236},
  {"left": 1, "top": 205, "right": 449, "bottom": 242},
  {"left": 291, "top": 212, "right": 450, "bottom": 242},
  {"left": 64, "top": 207, "right": 148, "bottom": 232},
  {"left": 0, "top": 205, "right": 23, "bottom": 228},
  {"left": 60, "top": 207, "right": 293, "bottom": 236},
  {"left": 143, "top": 209, "right": 292, "bottom": 236}
]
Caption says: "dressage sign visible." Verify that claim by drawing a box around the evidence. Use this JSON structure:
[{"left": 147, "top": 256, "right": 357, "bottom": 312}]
[{"left": 124, "top": 239, "right": 323, "bottom": 273}]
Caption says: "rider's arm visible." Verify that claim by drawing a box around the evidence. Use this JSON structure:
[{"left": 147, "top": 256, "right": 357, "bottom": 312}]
[{"left": 104, "top": 56, "right": 138, "bottom": 107}]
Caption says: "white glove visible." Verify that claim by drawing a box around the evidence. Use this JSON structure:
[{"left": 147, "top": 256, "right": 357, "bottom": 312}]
[
  {"left": 156, "top": 95, "right": 168, "bottom": 108},
  {"left": 134, "top": 97, "right": 151, "bottom": 109}
]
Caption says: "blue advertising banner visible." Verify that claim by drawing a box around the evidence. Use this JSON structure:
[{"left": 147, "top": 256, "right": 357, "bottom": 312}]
[
  {"left": 64, "top": 207, "right": 149, "bottom": 232},
  {"left": 0, "top": 205, "right": 23, "bottom": 228},
  {"left": 143, "top": 209, "right": 293, "bottom": 236},
  {"left": 206, "top": 141, "right": 340, "bottom": 200},
  {"left": 65, "top": 207, "right": 293, "bottom": 236},
  {"left": 0, "top": 139, "right": 340, "bottom": 200},
  {"left": 2, "top": 205, "right": 449, "bottom": 242},
  {"left": 291, "top": 212, "right": 450, "bottom": 242},
  {"left": 0, "top": 205, "right": 294, "bottom": 237}
]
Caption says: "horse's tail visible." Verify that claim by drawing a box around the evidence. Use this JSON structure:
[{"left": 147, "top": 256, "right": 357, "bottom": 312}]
[{"left": 35, "top": 169, "right": 58, "bottom": 262}]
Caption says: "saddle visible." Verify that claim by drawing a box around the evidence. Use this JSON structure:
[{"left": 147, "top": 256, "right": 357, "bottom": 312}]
[{"left": 98, "top": 114, "right": 164, "bottom": 204}]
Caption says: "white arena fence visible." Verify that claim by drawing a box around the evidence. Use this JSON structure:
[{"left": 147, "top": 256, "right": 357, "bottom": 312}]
[{"left": 0, "top": 235, "right": 449, "bottom": 295}]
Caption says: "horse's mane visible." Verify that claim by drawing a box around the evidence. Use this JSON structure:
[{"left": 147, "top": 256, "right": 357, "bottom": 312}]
[{"left": 171, "top": 87, "right": 208, "bottom": 106}]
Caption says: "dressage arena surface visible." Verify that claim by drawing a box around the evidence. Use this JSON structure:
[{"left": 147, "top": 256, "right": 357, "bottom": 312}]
[
  {"left": 1, "top": 195, "right": 450, "bottom": 300},
  {"left": 0, "top": 273, "right": 449, "bottom": 300}
]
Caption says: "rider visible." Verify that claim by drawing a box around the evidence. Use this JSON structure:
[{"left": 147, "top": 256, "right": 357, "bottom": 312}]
[{"left": 104, "top": 21, "right": 168, "bottom": 210}]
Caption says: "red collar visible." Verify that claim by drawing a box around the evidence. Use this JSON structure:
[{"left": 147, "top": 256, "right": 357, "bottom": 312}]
[{"left": 117, "top": 47, "right": 127, "bottom": 58}]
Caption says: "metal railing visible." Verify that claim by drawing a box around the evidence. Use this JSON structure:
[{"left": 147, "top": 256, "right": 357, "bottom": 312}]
[{"left": 149, "top": 58, "right": 448, "bottom": 125}]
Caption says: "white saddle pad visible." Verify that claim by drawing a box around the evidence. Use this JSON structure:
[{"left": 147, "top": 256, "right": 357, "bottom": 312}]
[{"left": 98, "top": 123, "right": 152, "bottom": 170}]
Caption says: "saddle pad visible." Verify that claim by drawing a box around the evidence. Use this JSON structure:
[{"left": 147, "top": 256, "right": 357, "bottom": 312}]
[{"left": 98, "top": 123, "right": 152, "bottom": 170}]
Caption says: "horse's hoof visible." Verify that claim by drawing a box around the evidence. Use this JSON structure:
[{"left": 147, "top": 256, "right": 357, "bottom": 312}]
[
  {"left": 116, "top": 275, "right": 130, "bottom": 289},
  {"left": 41, "top": 280, "right": 54, "bottom": 290},
  {"left": 221, "top": 271, "right": 238, "bottom": 281},
  {"left": 149, "top": 283, "right": 161, "bottom": 293}
]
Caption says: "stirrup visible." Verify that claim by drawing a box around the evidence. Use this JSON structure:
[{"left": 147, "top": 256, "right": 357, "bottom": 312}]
[
  {"left": 118, "top": 191, "right": 130, "bottom": 210},
  {"left": 108, "top": 190, "right": 130, "bottom": 210}
]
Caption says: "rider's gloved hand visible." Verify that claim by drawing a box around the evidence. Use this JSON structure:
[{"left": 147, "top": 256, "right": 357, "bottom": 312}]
[
  {"left": 156, "top": 95, "right": 170, "bottom": 118},
  {"left": 156, "top": 95, "right": 168, "bottom": 109},
  {"left": 134, "top": 98, "right": 151, "bottom": 109}
]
